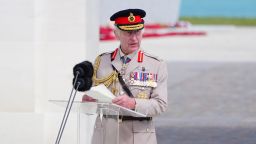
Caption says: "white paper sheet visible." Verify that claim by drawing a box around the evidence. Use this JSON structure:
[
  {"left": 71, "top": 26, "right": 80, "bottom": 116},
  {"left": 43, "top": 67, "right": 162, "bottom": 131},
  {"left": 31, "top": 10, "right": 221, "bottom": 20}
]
[{"left": 85, "top": 84, "right": 115, "bottom": 103}]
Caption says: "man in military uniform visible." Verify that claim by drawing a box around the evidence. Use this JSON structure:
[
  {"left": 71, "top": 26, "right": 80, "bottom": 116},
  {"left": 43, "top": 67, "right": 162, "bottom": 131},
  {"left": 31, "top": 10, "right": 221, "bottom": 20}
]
[{"left": 83, "top": 8, "right": 168, "bottom": 144}]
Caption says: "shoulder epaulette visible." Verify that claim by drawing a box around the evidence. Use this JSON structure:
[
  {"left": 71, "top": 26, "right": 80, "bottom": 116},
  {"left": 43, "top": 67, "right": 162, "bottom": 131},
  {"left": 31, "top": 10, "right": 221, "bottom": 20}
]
[
  {"left": 98, "top": 48, "right": 118, "bottom": 61},
  {"left": 143, "top": 51, "right": 162, "bottom": 61},
  {"left": 99, "top": 51, "right": 111, "bottom": 57}
]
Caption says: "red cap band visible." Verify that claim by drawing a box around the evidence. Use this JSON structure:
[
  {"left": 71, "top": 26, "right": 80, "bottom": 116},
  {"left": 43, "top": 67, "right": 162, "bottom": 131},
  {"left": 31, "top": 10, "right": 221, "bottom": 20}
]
[{"left": 115, "top": 16, "right": 142, "bottom": 25}]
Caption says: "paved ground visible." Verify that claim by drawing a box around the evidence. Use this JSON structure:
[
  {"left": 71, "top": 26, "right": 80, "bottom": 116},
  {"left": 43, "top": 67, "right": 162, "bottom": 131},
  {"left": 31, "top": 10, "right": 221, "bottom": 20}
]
[
  {"left": 156, "top": 124, "right": 256, "bottom": 144},
  {"left": 155, "top": 62, "right": 256, "bottom": 144}
]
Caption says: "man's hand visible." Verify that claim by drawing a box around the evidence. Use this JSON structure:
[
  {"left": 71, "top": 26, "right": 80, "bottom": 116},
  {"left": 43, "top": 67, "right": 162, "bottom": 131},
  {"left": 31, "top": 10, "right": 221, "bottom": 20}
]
[
  {"left": 112, "top": 94, "right": 136, "bottom": 109},
  {"left": 82, "top": 94, "right": 96, "bottom": 102}
]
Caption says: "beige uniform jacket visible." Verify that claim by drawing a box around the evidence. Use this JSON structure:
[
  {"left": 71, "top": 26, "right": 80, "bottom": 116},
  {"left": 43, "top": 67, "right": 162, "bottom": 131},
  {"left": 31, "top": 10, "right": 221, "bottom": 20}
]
[{"left": 91, "top": 48, "right": 168, "bottom": 144}]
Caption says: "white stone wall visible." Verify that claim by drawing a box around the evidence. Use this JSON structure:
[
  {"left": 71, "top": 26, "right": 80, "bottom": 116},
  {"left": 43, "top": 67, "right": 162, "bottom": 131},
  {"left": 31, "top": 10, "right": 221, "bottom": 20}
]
[
  {"left": 0, "top": 0, "right": 35, "bottom": 112},
  {"left": 0, "top": 0, "right": 99, "bottom": 143}
]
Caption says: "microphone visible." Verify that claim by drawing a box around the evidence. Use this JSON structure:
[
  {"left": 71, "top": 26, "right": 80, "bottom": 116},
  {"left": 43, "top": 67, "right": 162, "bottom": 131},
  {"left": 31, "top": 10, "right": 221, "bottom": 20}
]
[
  {"left": 72, "top": 61, "right": 93, "bottom": 92},
  {"left": 73, "top": 61, "right": 93, "bottom": 78},
  {"left": 72, "top": 77, "right": 92, "bottom": 91}
]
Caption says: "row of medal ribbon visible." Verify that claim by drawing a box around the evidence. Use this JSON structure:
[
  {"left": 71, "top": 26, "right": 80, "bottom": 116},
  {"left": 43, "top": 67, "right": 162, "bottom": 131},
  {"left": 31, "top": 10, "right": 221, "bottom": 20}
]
[
  {"left": 130, "top": 71, "right": 158, "bottom": 82},
  {"left": 129, "top": 72, "right": 158, "bottom": 88}
]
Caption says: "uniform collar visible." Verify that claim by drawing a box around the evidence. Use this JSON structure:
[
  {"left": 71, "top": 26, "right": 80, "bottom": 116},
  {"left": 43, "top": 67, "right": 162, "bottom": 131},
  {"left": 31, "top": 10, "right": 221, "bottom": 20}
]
[
  {"left": 119, "top": 47, "right": 139, "bottom": 60},
  {"left": 112, "top": 47, "right": 144, "bottom": 74}
]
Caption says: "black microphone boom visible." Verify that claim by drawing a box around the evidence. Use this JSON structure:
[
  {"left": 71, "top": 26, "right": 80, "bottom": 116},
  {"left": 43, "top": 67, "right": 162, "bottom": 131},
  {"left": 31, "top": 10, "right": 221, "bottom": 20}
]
[{"left": 55, "top": 60, "right": 94, "bottom": 144}]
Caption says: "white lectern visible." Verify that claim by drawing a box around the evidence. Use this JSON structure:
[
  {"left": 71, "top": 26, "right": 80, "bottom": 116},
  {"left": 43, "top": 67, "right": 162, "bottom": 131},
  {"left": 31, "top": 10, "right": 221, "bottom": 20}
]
[{"left": 50, "top": 100, "right": 146, "bottom": 144}]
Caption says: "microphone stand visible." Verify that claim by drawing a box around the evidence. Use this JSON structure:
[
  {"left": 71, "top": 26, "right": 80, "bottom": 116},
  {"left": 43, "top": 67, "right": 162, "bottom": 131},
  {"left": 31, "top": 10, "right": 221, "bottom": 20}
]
[{"left": 55, "top": 72, "right": 80, "bottom": 144}]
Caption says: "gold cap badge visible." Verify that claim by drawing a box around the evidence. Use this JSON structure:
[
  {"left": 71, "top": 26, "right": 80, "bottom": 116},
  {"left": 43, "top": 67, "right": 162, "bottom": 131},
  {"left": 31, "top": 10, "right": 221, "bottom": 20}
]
[{"left": 128, "top": 13, "right": 135, "bottom": 22}]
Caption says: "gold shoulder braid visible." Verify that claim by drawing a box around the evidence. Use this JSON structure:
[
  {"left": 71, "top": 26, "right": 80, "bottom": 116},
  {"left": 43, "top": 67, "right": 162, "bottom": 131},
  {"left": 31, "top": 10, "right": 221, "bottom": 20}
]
[{"left": 92, "top": 55, "right": 119, "bottom": 95}]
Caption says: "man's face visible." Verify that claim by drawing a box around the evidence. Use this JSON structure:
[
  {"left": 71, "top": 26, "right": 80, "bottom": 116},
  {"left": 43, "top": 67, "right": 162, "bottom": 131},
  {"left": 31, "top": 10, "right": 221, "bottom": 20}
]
[{"left": 114, "top": 29, "right": 143, "bottom": 55}]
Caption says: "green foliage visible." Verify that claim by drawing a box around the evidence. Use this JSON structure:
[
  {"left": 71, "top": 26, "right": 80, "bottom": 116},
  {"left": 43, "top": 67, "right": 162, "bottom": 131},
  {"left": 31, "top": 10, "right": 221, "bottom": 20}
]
[{"left": 180, "top": 17, "right": 256, "bottom": 26}]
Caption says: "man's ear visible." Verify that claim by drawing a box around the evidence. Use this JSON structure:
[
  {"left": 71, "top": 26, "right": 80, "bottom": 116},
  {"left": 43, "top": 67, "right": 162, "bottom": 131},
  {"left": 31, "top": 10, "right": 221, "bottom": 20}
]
[{"left": 114, "top": 29, "right": 120, "bottom": 40}]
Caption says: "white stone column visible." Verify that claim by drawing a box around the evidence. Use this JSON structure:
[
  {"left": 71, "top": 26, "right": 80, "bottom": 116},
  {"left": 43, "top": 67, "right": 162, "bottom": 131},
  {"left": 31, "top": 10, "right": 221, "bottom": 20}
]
[
  {"left": 34, "top": 0, "right": 99, "bottom": 143},
  {"left": 34, "top": 0, "right": 99, "bottom": 113},
  {"left": 0, "top": 0, "right": 35, "bottom": 112},
  {"left": 0, "top": 0, "right": 44, "bottom": 144}
]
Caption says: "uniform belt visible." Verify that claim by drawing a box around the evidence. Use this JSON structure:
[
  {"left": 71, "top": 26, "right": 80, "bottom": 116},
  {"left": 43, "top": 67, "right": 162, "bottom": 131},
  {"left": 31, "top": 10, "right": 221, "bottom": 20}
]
[{"left": 103, "top": 115, "right": 152, "bottom": 121}]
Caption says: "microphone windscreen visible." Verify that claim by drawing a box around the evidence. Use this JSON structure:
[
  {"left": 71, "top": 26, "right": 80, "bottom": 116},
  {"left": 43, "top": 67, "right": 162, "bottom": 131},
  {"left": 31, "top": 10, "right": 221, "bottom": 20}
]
[
  {"left": 73, "top": 61, "right": 93, "bottom": 78},
  {"left": 73, "top": 77, "right": 92, "bottom": 92}
]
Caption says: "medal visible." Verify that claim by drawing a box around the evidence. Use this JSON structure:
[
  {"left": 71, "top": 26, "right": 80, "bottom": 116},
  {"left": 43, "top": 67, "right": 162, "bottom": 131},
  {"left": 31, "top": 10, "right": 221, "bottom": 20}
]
[
  {"left": 120, "top": 64, "right": 127, "bottom": 75},
  {"left": 137, "top": 91, "right": 147, "bottom": 99}
]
